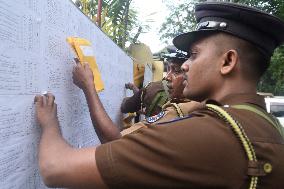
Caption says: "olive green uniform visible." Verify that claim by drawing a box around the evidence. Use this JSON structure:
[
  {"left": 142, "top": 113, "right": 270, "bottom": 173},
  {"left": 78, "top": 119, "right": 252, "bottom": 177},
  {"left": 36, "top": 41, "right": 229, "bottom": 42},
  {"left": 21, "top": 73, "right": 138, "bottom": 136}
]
[{"left": 121, "top": 81, "right": 169, "bottom": 117}]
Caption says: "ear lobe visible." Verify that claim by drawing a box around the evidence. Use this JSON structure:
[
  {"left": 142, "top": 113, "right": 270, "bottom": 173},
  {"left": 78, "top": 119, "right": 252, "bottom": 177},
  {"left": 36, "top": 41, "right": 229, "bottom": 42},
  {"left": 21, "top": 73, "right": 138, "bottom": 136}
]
[{"left": 220, "top": 50, "right": 238, "bottom": 75}]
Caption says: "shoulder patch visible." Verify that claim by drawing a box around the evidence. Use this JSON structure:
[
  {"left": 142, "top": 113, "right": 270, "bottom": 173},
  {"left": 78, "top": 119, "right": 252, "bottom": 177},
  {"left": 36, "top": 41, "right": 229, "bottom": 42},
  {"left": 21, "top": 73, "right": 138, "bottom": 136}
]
[
  {"left": 156, "top": 115, "right": 193, "bottom": 125},
  {"left": 146, "top": 111, "right": 165, "bottom": 123}
]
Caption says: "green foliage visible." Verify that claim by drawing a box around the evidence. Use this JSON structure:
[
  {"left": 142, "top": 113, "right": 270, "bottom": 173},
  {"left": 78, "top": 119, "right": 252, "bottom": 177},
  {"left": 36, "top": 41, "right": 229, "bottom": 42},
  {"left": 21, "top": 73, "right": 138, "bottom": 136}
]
[
  {"left": 74, "top": 0, "right": 139, "bottom": 49},
  {"left": 234, "top": 0, "right": 284, "bottom": 19},
  {"left": 159, "top": 0, "right": 198, "bottom": 44},
  {"left": 259, "top": 47, "right": 284, "bottom": 95}
]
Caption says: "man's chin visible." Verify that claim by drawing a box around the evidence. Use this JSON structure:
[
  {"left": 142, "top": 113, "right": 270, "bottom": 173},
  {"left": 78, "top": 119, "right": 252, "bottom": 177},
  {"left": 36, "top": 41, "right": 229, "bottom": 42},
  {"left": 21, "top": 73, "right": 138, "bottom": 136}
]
[
  {"left": 169, "top": 92, "right": 175, "bottom": 99},
  {"left": 182, "top": 88, "right": 190, "bottom": 98}
]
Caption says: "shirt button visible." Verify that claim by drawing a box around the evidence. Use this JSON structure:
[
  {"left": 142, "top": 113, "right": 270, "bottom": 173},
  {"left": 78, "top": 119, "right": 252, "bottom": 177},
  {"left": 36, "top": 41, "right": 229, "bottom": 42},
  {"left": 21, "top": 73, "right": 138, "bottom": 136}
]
[{"left": 263, "top": 163, "right": 273, "bottom": 173}]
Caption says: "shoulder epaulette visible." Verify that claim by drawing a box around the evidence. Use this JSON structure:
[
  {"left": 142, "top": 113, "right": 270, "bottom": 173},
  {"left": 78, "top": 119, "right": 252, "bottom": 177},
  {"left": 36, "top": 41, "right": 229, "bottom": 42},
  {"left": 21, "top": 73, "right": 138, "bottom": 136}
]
[
  {"left": 170, "top": 103, "right": 184, "bottom": 117},
  {"left": 206, "top": 104, "right": 273, "bottom": 189},
  {"left": 231, "top": 104, "right": 284, "bottom": 139}
]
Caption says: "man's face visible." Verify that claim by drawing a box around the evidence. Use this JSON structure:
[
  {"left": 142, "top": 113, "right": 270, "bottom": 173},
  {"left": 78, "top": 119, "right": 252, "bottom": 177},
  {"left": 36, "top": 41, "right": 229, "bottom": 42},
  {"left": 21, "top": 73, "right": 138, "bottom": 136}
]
[
  {"left": 165, "top": 62, "right": 185, "bottom": 99},
  {"left": 181, "top": 35, "right": 221, "bottom": 102}
]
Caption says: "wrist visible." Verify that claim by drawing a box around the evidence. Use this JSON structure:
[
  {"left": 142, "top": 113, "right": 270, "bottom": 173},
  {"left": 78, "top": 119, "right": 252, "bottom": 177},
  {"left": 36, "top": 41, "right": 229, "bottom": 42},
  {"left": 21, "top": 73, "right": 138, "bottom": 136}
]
[
  {"left": 83, "top": 81, "right": 95, "bottom": 91},
  {"left": 41, "top": 119, "right": 60, "bottom": 132}
]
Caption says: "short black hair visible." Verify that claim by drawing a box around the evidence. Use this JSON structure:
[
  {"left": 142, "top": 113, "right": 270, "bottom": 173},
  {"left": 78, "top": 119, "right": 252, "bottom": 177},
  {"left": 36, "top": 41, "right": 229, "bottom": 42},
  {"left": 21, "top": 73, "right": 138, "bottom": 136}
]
[
  {"left": 214, "top": 32, "right": 270, "bottom": 80},
  {"left": 233, "top": 36, "right": 270, "bottom": 79}
]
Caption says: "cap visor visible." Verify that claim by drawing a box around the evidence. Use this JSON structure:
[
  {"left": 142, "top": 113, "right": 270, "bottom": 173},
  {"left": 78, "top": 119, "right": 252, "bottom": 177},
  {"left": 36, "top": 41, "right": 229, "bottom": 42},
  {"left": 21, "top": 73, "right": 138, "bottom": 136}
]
[{"left": 173, "top": 30, "right": 217, "bottom": 52}]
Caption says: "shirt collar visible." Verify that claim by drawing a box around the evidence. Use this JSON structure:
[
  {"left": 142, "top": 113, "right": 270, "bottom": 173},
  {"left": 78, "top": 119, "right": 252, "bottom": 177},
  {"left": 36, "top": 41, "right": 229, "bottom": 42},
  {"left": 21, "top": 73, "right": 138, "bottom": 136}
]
[{"left": 205, "top": 93, "right": 266, "bottom": 110}]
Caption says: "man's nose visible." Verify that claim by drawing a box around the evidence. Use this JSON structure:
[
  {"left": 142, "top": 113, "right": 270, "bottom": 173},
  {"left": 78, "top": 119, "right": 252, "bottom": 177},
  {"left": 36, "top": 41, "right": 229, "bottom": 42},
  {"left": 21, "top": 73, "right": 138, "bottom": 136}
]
[{"left": 181, "top": 61, "right": 189, "bottom": 73}]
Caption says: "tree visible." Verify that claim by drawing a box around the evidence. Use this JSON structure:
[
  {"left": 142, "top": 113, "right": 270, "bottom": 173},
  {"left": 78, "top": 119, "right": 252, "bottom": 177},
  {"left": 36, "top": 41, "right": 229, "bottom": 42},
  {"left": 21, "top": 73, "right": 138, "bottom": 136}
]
[
  {"left": 258, "top": 47, "right": 284, "bottom": 95},
  {"left": 74, "top": 0, "right": 140, "bottom": 49},
  {"left": 159, "top": 0, "right": 198, "bottom": 44}
]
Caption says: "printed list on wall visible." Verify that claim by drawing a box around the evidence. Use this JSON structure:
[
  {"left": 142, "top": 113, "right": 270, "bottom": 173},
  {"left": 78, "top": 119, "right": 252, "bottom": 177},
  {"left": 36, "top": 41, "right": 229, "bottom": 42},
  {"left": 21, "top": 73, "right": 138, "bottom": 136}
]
[{"left": 0, "top": 0, "right": 132, "bottom": 188}]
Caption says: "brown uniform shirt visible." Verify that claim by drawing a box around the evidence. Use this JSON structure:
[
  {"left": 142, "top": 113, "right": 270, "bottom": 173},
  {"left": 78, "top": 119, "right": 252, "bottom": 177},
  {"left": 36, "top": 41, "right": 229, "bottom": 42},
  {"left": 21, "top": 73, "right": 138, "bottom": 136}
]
[{"left": 96, "top": 93, "right": 284, "bottom": 189}]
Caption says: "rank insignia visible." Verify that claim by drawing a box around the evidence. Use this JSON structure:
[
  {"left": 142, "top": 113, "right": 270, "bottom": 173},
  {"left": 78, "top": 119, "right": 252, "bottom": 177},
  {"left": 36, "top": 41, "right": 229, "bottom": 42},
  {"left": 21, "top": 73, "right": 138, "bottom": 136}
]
[{"left": 146, "top": 111, "right": 165, "bottom": 123}]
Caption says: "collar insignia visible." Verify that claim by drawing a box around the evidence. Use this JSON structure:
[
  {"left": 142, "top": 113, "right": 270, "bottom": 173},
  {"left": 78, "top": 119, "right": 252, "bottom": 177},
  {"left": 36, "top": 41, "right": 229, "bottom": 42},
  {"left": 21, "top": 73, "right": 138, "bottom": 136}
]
[{"left": 146, "top": 111, "right": 165, "bottom": 123}]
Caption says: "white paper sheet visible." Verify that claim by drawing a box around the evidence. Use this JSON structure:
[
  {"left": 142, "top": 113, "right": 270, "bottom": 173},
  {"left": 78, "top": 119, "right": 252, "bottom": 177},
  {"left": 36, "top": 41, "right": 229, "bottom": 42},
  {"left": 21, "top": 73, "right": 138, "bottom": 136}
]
[{"left": 0, "top": 0, "right": 132, "bottom": 188}]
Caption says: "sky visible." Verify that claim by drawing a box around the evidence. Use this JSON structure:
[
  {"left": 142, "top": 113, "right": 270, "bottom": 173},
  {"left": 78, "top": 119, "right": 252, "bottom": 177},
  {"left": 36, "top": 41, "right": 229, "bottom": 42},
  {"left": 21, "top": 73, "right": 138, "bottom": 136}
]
[{"left": 131, "top": 0, "right": 168, "bottom": 53}]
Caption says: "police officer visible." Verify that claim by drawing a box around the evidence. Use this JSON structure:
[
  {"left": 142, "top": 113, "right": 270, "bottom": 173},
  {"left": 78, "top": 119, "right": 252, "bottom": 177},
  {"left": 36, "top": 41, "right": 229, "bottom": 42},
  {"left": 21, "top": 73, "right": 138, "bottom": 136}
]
[
  {"left": 120, "top": 46, "right": 189, "bottom": 118},
  {"left": 35, "top": 2, "right": 284, "bottom": 189},
  {"left": 146, "top": 46, "right": 202, "bottom": 123},
  {"left": 121, "top": 48, "right": 202, "bottom": 135}
]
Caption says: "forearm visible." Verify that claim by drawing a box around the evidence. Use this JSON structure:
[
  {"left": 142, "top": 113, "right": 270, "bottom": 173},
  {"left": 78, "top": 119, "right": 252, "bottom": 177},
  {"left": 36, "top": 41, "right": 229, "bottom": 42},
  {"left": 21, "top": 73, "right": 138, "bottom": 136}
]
[
  {"left": 35, "top": 92, "right": 107, "bottom": 189},
  {"left": 38, "top": 121, "right": 73, "bottom": 186},
  {"left": 84, "top": 84, "right": 121, "bottom": 143},
  {"left": 39, "top": 122, "right": 108, "bottom": 189},
  {"left": 39, "top": 122, "right": 71, "bottom": 158}
]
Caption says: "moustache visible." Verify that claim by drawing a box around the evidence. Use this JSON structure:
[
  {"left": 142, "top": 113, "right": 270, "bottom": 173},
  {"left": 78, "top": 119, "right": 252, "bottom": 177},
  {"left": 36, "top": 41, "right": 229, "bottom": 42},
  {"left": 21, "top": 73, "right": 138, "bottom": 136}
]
[{"left": 183, "top": 74, "right": 188, "bottom": 81}]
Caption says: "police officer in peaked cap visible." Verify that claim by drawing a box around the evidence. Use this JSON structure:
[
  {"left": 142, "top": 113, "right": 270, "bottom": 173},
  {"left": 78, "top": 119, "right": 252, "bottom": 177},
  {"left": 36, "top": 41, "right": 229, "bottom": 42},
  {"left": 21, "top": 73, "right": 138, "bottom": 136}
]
[
  {"left": 120, "top": 46, "right": 188, "bottom": 117},
  {"left": 35, "top": 2, "right": 284, "bottom": 189},
  {"left": 120, "top": 45, "right": 198, "bottom": 126},
  {"left": 163, "top": 45, "right": 189, "bottom": 102},
  {"left": 163, "top": 45, "right": 188, "bottom": 67}
]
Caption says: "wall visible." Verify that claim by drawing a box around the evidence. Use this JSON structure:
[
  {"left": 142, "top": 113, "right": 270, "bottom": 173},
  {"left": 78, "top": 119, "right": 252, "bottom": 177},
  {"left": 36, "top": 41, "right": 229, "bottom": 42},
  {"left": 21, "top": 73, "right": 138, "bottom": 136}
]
[{"left": 0, "top": 0, "right": 132, "bottom": 188}]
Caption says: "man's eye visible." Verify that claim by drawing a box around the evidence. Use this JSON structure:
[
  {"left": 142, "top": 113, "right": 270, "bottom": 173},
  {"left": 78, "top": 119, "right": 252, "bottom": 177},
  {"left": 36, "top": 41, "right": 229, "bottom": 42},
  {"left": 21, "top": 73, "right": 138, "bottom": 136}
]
[{"left": 188, "top": 51, "right": 198, "bottom": 59}]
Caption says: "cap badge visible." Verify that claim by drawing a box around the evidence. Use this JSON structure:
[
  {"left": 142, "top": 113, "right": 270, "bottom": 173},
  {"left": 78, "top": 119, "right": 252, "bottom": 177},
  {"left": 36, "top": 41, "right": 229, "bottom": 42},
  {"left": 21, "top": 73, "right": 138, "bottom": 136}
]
[
  {"left": 219, "top": 22, "right": 227, "bottom": 28},
  {"left": 196, "top": 21, "right": 227, "bottom": 30}
]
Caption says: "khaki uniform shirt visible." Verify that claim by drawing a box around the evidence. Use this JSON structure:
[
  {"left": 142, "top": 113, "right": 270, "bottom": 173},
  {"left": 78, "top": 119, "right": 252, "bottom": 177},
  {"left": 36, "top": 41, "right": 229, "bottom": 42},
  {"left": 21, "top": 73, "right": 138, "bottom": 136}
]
[
  {"left": 96, "top": 93, "right": 284, "bottom": 189},
  {"left": 120, "top": 99, "right": 202, "bottom": 136}
]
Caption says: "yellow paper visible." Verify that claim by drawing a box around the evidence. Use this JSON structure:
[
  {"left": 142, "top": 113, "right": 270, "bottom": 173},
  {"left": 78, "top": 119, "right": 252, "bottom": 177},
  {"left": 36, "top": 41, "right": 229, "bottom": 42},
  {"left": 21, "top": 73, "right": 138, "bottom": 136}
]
[{"left": 67, "top": 37, "right": 104, "bottom": 92}]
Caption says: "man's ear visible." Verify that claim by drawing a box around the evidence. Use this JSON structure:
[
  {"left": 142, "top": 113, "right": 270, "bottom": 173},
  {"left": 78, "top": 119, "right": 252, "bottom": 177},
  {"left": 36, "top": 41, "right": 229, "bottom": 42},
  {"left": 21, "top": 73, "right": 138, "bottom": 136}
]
[{"left": 220, "top": 50, "right": 238, "bottom": 75}]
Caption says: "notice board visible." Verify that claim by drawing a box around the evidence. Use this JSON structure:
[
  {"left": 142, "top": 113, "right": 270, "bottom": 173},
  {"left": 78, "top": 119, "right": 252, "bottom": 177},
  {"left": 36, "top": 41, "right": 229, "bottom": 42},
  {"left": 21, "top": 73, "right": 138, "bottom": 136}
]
[{"left": 0, "top": 0, "right": 132, "bottom": 188}]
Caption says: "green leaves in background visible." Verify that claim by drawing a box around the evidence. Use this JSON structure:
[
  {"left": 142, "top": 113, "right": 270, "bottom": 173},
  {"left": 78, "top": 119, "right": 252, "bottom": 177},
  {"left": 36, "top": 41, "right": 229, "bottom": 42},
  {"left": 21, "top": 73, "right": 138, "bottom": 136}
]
[{"left": 75, "top": 0, "right": 139, "bottom": 49}]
